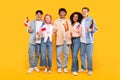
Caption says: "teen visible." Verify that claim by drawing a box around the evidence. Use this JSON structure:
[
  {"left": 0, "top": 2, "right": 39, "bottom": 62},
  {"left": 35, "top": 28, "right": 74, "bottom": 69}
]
[
  {"left": 70, "top": 12, "right": 83, "bottom": 76},
  {"left": 40, "top": 14, "right": 53, "bottom": 73},
  {"left": 54, "top": 8, "right": 71, "bottom": 73},
  {"left": 27, "top": 10, "right": 44, "bottom": 74},
  {"left": 78, "top": 7, "right": 98, "bottom": 75}
]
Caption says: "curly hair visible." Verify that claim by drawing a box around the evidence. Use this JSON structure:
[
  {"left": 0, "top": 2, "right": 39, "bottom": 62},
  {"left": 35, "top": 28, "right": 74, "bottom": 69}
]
[{"left": 70, "top": 12, "right": 83, "bottom": 25}]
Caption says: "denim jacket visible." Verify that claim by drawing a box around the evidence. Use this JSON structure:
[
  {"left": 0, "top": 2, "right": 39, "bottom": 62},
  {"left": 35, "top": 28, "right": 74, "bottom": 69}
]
[
  {"left": 81, "top": 17, "right": 98, "bottom": 44},
  {"left": 27, "top": 20, "right": 43, "bottom": 45}
]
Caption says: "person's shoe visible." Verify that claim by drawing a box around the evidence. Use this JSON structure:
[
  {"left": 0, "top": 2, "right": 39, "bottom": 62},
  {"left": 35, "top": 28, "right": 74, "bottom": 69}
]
[
  {"left": 27, "top": 68, "right": 34, "bottom": 74},
  {"left": 47, "top": 68, "right": 51, "bottom": 73},
  {"left": 57, "top": 68, "right": 62, "bottom": 73},
  {"left": 48, "top": 70, "right": 51, "bottom": 73},
  {"left": 72, "top": 72, "right": 78, "bottom": 76},
  {"left": 44, "top": 68, "right": 48, "bottom": 73},
  {"left": 78, "top": 68, "right": 84, "bottom": 72},
  {"left": 88, "top": 71, "right": 92, "bottom": 75},
  {"left": 63, "top": 68, "right": 68, "bottom": 73},
  {"left": 34, "top": 67, "right": 40, "bottom": 72}
]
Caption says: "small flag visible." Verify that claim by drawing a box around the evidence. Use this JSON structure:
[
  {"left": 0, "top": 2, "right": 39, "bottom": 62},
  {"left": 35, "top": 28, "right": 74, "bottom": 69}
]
[
  {"left": 90, "top": 20, "right": 94, "bottom": 30},
  {"left": 41, "top": 22, "right": 45, "bottom": 27},
  {"left": 63, "top": 21, "right": 69, "bottom": 32},
  {"left": 24, "top": 17, "right": 29, "bottom": 27},
  {"left": 76, "top": 23, "right": 80, "bottom": 29},
  {"left": 41, "top": 27, "right": 46, "bottom": 32}
]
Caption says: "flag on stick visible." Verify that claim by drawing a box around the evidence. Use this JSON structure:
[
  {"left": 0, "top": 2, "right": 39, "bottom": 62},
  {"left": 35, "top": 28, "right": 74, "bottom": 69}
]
[
  {"left": 41, "top": 27, "right": 46, "bottom": 32},
  {"left": 90, "top": 20, "right": 94, "bottom": 30},
  {"left": 76, "top": 23, "right": 80, "bottom": 29},
  {"left": 24, "top": 17, "right": 29, "bottom": 27},
  {"left": 63, "top": 21, "right": 69, "bottom": 32}
]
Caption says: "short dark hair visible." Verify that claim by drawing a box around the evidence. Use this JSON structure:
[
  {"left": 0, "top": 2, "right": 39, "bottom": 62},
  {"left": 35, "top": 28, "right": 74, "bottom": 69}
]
[
  {"left": 36, "top": 10, "right": 43, "bottom": 15},
  {"left": 58, "top": 8, "right": 67, "bottom": 15},
  {"left": 70, "top": 12, "right": 83, "bottom": 25},
  {"left": 82, "top": 7, "right": 90, "bottom": 12}
]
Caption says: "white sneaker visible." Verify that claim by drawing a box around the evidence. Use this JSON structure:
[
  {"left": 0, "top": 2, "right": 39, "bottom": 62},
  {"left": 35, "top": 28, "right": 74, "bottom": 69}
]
[
  {"left": 63, "top": 68, "right": 68, "bottom": 73},
  {"left": 44, "top": 68, "right": 48, "bottom": 73},
  {"left": 72, "top": 72, "right": 78, "bottom": 76},
  {"left": 27, "top": 68, "right": 34, "bottom": 74},
  {"left": 78, "top": 69, "right": 84, "bottom": 72},
  {"left": 34, "top": 67, "right": 40, "bottom": 72},
  {"left": 57, "top": 68, "right": 62, "bottom": 73},
  {"left": 48, "top": 70, "right": 51, "bottom": 73},
  {"left": 88, "top": 71, "right": 92, "bottom": 75}
]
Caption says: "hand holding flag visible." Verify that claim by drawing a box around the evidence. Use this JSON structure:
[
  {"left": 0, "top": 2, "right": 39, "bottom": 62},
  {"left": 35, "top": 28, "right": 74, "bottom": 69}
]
[
  {"left": 86, "top": 20, "right": 94, "bottom": 32},
  {"left": 90, "top": 19, "right": 94, "bottom": 30},
  {"left": 41, "top": 27, "right": 46, "bottom": 32},
  {"left": 40, "top": 22, "right": 46, "bottom": 32},
  {"left": 76, "top": 23, "right": 80, "bottom": 29}
]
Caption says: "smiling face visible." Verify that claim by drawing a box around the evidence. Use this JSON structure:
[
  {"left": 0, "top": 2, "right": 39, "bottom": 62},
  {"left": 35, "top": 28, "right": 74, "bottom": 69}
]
[
  {"left": 82, "top": 9, "right": 89, "bottom": 18},
  {"left": 36, "top": 13, "right": 42, "bottom": 21},
  {"left": 59, "top": 11, "right": 66, "bottom": 19},
  {"left": 73, "top": 14, "right": 79, "bottom": 23},
  {"left": 44, "top": 15, "right": 52, "bottom": 24}
]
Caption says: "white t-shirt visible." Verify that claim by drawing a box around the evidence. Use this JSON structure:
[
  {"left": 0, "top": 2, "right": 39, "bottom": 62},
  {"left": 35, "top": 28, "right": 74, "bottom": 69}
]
[
  {"left": 81, "top": 19, "right": 86, "bottom": 43},
  {"left": 36, "top": 20, "right": 43, "bottom": 43}
]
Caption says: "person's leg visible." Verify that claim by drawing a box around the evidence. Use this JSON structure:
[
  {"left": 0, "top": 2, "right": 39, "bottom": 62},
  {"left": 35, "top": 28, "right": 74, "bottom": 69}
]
[
  {"left": 71, "top": 39, "right": 74, "bottom": 71},
  {"left": 34, "top": 44, "right": 40, "bottom": 67},
  {"left": 39, "top": 44, "right": 42, "bottom": 67},
  {"left": 56, "top": 45, "right": 63, "bottom": 68},
  {"left": 80, "top": 43, "right": 86, "bottom": 70},
  {"left": 86, "top": 43, "right": 93, "bottom": 71},
  {"left": 63, "top": 41, "right": 69, "bottom": 69},
  {"left": 40, "top": 38, "right": 47, "bottom": 67},
  {"left": 47, "top": 38, "right": 52, "bottom": 68},
  {"left": 27, "top": 44, "right": 35, "bottom": 73},
  {"left": 72, "top": 38, "right": 80, "bottom": 72},
  {"left": 28, "top": 44, "right": 35, "bottom": 68},
  {"left": 47, "top": 39, "right": 52, "bottom": 72}
]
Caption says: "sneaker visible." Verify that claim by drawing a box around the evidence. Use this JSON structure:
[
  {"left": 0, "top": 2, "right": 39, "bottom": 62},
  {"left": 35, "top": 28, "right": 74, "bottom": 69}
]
[
  {"left": 57, "top": 68, "right": 62, "bottom": 73},
  {"left": 48, "top": 68, "right": 51, "bottom": 73},
  {"left": 78, "top": 69, "right": 84, "bottom": 72},
  {"left": 27, "top": 68, "right": 34, "bottom": 74},
  {"left": 63, "top": 68, "right": 68, "bottom": 73},
  {"left": 48, "top": 70, "right": 51, "bottom": 73},
  {"left": 72, "top": 72, "right": 78, "bottom": 76},
  {"left": 44, "top": 68, "right": 48, "bottom": 73},
  {"left": 34, "top": 67, "right": 40, "bottom": 72},
  {"left": 88, "top": 71, "right": 92, "bottom": 75}
]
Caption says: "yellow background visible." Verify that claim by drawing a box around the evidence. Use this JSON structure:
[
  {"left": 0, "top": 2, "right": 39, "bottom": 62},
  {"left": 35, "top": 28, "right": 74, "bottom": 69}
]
[{"left": 0, "top": 0, "right": 120, "bottom": 80}]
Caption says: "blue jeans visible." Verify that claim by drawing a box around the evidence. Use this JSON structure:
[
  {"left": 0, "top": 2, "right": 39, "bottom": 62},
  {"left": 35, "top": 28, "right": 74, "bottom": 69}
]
[
  {"left": 56, "top": 41, "right": 69, "bottom": 68},
  {"left": 40, "top": 38, "right": 52, "bottom": 68},
  {"left": 80, "top": 42, "right": 93, "bottom": 71},
  {"left": 71, "top": 38, "right": 81, "bottom": 72},
  {"left": 28, "top": 44, "right": 41, "bottom": 68}
]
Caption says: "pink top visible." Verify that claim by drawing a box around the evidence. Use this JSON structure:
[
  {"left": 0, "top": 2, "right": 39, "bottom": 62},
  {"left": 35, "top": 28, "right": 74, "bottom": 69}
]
[{"left": 71, "top": 22, "right": 81, "bottom": 37}]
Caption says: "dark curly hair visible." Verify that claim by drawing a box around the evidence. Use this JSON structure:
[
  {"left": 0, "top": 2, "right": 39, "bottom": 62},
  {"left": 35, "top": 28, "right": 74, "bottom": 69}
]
[
  {"left": 58, "top": 8, "right": 67, "bottom": 15},
  {"left": 70, "top": 12, "right": 83, "bottom": 25}
]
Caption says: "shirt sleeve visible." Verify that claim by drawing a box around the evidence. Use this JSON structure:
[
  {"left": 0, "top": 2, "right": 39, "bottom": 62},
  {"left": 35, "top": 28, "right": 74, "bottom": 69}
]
[
  {"left": 91, "top": 19, "right": 98, "bottom": 33},
  {"left": 27, "top": 21, "right": 33, "bottom": 33}
]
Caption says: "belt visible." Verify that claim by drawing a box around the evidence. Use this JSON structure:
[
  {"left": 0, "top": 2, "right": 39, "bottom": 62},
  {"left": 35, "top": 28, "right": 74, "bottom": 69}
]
[{"left": 72, "top": 37, "right": 80, "bottom": 39}]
